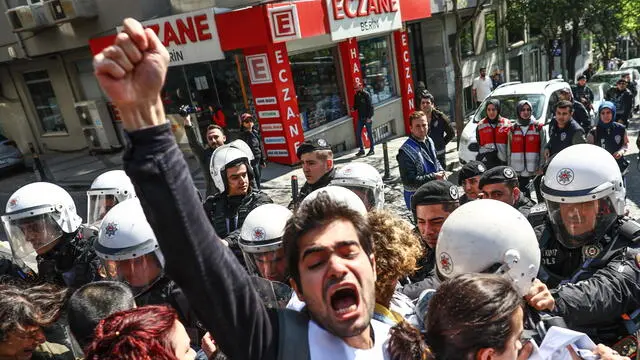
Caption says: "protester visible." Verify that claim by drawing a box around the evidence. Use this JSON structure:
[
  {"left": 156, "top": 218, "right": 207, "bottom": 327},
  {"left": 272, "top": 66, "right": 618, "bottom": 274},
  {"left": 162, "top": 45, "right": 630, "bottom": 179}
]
[{"left": 84, "top": 305, "right": 196, "bottom": 360}]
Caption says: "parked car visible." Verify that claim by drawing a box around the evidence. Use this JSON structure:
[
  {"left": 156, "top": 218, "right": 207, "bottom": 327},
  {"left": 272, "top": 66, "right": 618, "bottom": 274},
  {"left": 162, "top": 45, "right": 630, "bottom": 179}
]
[
  {"left": 589, "top": 69, "right": 640, "bottom": 110},
  {"left": 0, "top": 134, "right": 25, "bottom": 173},
  {"left": 620, "top": 58, "right": 640, "bottom": 72},
  {"left": 458, "top": 79, "right": 570, "bottom": 165},
  {"left": 586, "top": 82, "right": 612, "bottom": 126}
]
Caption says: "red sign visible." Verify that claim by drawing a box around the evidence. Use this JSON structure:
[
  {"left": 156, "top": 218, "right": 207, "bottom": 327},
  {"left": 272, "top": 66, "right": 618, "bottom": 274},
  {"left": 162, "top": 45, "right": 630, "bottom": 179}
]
[
  {"left": 339, "top": 38, "right": 370, "bottom": 148},
  {"left": 394, "top": 30, "right": 415, "bottom": 135},
  {"left": 268, "top": 4, "right": 301, "bottom": 42},
  {"left": 244, "top": 43, "right": 304, "bottom": 165}
]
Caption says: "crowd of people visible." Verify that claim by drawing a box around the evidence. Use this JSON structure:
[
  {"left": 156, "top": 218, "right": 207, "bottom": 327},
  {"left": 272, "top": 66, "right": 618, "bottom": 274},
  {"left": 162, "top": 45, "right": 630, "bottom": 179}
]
[{"left": 1, "top": 18, "right": 640, "bottom": 360}]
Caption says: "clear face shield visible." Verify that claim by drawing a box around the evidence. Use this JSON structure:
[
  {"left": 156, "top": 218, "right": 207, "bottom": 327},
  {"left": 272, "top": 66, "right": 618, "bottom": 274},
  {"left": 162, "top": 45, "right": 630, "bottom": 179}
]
[
  {"left": 242, "top": 247, "right": 287, "bottom": 283},
  {"left": 99, "top": 250, "right": 164, "bottom": 295},
  {"left": 87, "top": 192, "right": 119, "bottom": 226},
  {"left": 1, "top": 210, "right": 63, "bottom": 259},
  {"left": 341, "top": 185, "right": 380, "bottom": 211},
  {"left": 546, "top": 197, "right": 618, "bottom": 249}
]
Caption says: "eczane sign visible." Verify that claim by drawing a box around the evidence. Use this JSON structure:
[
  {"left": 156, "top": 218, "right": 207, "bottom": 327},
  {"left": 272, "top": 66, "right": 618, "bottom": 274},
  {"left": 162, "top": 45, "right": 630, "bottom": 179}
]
[
  {"left": 117, "top": 9, "right": 224, "bottom": 66},
  {"left": 326, "top": 0, "right": 402, "bottom": 41}
]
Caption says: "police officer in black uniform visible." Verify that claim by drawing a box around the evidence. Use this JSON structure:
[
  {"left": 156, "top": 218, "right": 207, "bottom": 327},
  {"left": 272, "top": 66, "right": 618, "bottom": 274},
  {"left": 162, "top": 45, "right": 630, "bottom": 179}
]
[
  {"left": 479, "top": 165, "right": 536, "bottom": 217},
  {"left": 572, "top": 75, "right": 594, "bottom": 112},
  {"left": 457, "top": 160, "right": 486, "bottom": 205},
  {"left": 1, "top": 182, "right": 100, "bottom": 288},
  {"left": 587, "top": 101, "right": 630, "bottom": 173},
  {"left": 606, "top": 78, "right": 635, "bottom": 127},
  {"left": 557, "top": 86, "right": 591, "bottom": 132},
  {"left": 544, "top": 100, "right": 587, "bottom": 161},
  {"left": 288, "top": 138, "right": 335, "bottom": 209},
  {"left": 532, "top": 144, "right": 640, "bottom": 354},
  {"left": 204, "top": 144, "right": 273, "bottom": 264},
  {"left": 400, "top": 180, "right": 460, "bottom": 299}
]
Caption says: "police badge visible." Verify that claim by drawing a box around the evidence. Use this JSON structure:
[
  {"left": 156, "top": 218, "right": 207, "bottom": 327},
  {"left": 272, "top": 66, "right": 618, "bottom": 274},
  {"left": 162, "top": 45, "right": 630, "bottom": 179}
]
[
  {"left": 615, "top": 135, "right": 622, "bottom": 144},
  {"left": 560, "top": 132, "right": 567, "bottom": 141}
]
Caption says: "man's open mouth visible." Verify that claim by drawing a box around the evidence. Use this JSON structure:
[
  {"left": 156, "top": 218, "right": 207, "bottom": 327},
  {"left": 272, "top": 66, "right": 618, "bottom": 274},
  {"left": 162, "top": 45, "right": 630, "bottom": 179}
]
[{"left": 329, "top": 284, "right": 360, "bottom": 319}]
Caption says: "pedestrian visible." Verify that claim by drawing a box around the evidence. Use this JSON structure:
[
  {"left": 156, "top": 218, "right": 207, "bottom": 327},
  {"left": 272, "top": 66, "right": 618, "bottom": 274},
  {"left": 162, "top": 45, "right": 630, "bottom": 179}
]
[
  {"left": 183, "top": 114, "right": 226, "bottom": 197},
  {"left": 490, "top": 69, "right": 503, "bottom": 89},
  {"left": 397, "top": 111, "right": 445, "bottom": 209},
  {"left": 557, "top": 86, "right": 591, "bottom": 132},
  {"left": 419, "top": 92, "right": 454, "bottom": 168},
  {"left": 583, "top": 63, "right": 596, "bottom": 81},
  {"left": 532, "top": 144, "right": 640, "bottom": 352},
  {"left": 475, "top": 99, "right": 510, "bottom": 169},
  {"left": 239, "top": 113, "right": 267, "bottom": 189},
  {"left": 457, "top": 160, "right": 486, "bottom": 204},
  {"left": 605, "top": 78, "right": 634, "bottom": 126},
  {"left": 289, "top": 138, "right": 335, "bottom": 209},
  {"left": 353, "top": 80, "right": 375, "bottom": 156},
  {"left": 472, "top": 67, "right": 493, "bottom": 107},
  {"left": 587, "top": 101, "right": 629, "bottom": 173},
  {"left": 507, "top": 100, "right": 546, "bottom": 198},
  {"left": 478, "top": 165, "right": 536, "bottom": 217}
]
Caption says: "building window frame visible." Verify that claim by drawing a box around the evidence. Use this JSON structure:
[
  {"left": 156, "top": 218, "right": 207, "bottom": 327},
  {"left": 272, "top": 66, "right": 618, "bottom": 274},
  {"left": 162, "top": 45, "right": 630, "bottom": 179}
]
[
  {"left": 460, "top": 20, "right": 475, "bottom": 58},
  {"left": 485, "top": 12, "right": 498, "bottom": 49},
  {"left": 23, "top": 69, "right": 68, "bottom": 135}
]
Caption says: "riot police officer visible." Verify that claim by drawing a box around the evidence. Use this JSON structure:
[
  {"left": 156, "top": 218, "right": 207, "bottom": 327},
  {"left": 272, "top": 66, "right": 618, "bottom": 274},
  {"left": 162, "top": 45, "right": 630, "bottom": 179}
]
[
  {"left": 479, "top": 165, "right": 536, "bottom": 217},
  {"left": 204, "top": 144, "right": 273, "bottom": 264},
  {"left": 457, "top": 160, "right": 486, "bottom": 204},
  {"left": 86, "top": 170, "right": 136, "bottom": 227},
  {"left": 1, "top": 182, "right": 99, "bottom": 287},
  {"left": 535, "top": 144, "right": 640, "bottom": 350},
  {"left": 330, "top": 162, "right": 385, "bottom": 211},
  {"left": 587, "top": 101, "right": 630, "bottom": 173},
  {"left": 95, "top": 198, "right": 206, "bottom": 349}
]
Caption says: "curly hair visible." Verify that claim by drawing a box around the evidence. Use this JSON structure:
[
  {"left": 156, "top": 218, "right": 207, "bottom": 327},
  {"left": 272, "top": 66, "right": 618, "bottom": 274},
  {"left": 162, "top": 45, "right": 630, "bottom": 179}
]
[
  {"left": 368, "top": 210, "right": 422, "bottom": 306},
  {"left": 388, "top": 321, "right": 432, "bottom": 360},
  {"left": 84, "top": 305, "right": 179, "bottom": 360},
  {"left": 0, "top": 282, "right": 69, "bottom": 343}
]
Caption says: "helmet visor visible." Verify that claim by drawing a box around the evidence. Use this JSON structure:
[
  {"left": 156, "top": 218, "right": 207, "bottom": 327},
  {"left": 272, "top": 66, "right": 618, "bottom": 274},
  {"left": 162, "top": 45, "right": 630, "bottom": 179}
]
[
  {"left": 87, "top": 194, "right": 119, "bottom": 225},
  {"left": 341, "top": 185, "right": 377, "bottom": 211},
  {"left": 99, "top": 250, "right": 163, "bottom": 294},
  {"left": 546, "top": 197, "right": 617, "bottom": 248},
  {"left": 242, "top": 248, "right": 287, "bottom": 283},
  {"left": 1, "top": 213, "right": 63, "bottom": 259}
]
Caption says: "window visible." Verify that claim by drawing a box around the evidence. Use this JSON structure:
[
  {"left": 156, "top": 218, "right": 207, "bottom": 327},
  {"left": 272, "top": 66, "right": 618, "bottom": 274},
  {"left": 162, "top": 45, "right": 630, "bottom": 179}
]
[
  {"left": 290, "top": 47, "right": 347, "bottom": 131},
  {"left": 508, "top": 25, "right": 524, "bottom": 44},
  {"left": 464, "top": 85, "right": 474, "bottom": 113},
  {"left": 461, "top": 21, "right": 475, "bottom": 58},
  {"left": 358, "top": 36, "right": 397, "bottom": 105},
  {"left": 509, "top": 55, "right": 523, "bottom": 81},
  {"left": 23, "top": 70, "right": 67, "bottom": 133},
  {"left": 485, "top": 12, "right": 498, "bottom": 49}
]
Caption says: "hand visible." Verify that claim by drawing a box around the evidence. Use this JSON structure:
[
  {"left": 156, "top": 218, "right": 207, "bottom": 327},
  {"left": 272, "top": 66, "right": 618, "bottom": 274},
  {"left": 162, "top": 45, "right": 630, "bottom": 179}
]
[
  {"left": 592, "top": 343, "right": 631, "bottom": 360},
  {"left": 93, "top": 18, "right": 170, "bottom": 131},
  {"left": 221, "top": 239, "right": 229, "bottom": 247},
  {"left": 517, "top": 341, "right": 534, "bottom": 360},
  {"left": 183, "top": 114, "right": 192, "bottom": 127},
  {"left": 201, "top": 332, "right": 218, "bottom": 358},
  {"left": 261, "top": 162, "right": 267, "bottom": 168},
  {"left": 613, "top": 151, "right": 623, "bottom": 159},
  {"left": 524, "top": 279, "right": 555, "bottom": 311},
  {"left": 435, "top": 171, "right": 446, "bottom": 180}
]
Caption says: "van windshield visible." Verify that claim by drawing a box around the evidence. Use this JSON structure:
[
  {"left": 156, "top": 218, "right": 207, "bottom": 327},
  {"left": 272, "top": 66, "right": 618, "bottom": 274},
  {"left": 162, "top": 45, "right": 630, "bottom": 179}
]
[{"left": 474, "top": 94, "right": 545, "bottom": 123}]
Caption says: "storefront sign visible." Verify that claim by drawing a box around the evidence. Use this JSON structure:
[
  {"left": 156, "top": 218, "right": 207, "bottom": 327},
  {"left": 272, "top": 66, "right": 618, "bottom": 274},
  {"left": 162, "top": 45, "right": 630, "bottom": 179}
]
[
  {"left": 116, "top": 9, "right": 224, "bottom": 66},
  {"left": 261, "top": 123, "right": 284, "bottom": 132},
  {"left": 393, "top": 30, "right": 415, "bottom": 135},
  {"left": 256, "top": 97, "right": 278, "bottom": 105},
  {"left": 326, "top": 0, "right": 402, "bottom": 41},
  {"left": 268, "top": 4, "right": 302, "bottom": 42},
  {"left": 264, "top": 136, "right": 287, "bottom": 144},
  {"left": 259, "top": 110, "right": 280, "bottom": 118},
  {"left": 267, "top": 149, "right": 290, "bottom": 157},
  {"left": 246, "top": 54, "right": 273, "bottom": 84}
]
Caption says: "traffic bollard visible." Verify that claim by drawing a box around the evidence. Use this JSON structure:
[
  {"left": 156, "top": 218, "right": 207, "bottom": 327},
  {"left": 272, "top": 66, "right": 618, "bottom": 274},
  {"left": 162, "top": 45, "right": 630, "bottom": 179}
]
[
  {"left": 382, "top": 142, "right": 392, "bottom": 181},
  {"left": 291, "top": 175, "right": 299, "bottom": 210},
  {"left": 29, "top": 143, "right": 48, "bottom": 182}
]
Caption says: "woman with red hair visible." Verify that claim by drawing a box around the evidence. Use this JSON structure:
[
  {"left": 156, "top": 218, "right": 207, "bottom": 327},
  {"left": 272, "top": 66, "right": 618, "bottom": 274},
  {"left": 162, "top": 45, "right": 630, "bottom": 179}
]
[{"left": 84, "top": 305, "right": 195, "bottom": 360}]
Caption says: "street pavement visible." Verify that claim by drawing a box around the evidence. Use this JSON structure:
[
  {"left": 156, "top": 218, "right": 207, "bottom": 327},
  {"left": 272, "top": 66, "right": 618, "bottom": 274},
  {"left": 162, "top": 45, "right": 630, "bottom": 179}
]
[{"left": 1, "top": 116, "right": 640, "bottom": 241}]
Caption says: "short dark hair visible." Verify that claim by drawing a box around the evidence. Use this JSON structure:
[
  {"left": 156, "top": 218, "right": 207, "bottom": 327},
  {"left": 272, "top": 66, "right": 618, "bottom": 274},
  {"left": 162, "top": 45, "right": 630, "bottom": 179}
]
[
  {"left": 0, "top": 282, "right": 69, "bottom": 343},
  {"left": 420, "top": 92, "right": 434, "bottom": 103},
  {"left": 283, "top": 192, "right": 373, "bottom": 291},
  {"left": 67, "top": 281, "right": 136, "bottom": 348},
  {"left": 555, "top": 100, "right": 574, "bottom": 113},
  {"left": 425, "top": 274, "right": 523, "bottom": 359}
]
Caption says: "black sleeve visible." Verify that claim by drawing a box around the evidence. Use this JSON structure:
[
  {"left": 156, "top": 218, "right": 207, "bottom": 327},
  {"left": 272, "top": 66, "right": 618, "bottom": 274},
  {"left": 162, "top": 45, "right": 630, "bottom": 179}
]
[
  {"left": 185, "top": 125, "right": 206, "bottom": 160},
  {"left": 397, "top": 150, "right": 436, "bottom": 189},
  {"left": 400, "top": 275, "right": 440, "bottom": 300},
  {"left": 572, "top": 128, "right": 586, "bottom": 145},
  {"left": 552, "top": 255, "right": 640, "bottom": 328},
  {"left": 586, "top": 87, "right": 594, "bottom": 103},
  {"left": 574, "top": 104, "right": 591, "bottom": 131},
  {"left": 624, "top": 93, "right": 634, "bottom": 119},
  {"left": 123, "top": 123, "right": 279, "bottom": 360},
  {"left": 366, "top": 92, "right": 374, "bottom": 118},
  {"left": 442, "top": 115, "right": 455, "bottom": 145}
]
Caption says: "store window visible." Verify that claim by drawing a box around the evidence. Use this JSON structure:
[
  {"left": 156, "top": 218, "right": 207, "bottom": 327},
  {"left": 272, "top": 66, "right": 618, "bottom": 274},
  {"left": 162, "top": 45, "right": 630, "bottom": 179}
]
[
  {"left": 359, "top": 37, "right": 397, "bottom": 105},
  {"left": 485, "top": 12, "right": 498, "bottom": 49},
  {"left": 464, "top": 85, "right": 474, "bottom": 113},
  {"left": 460, "top": 21, "right": 475, "bottom": 58},
  {"left": 23, "top": 70, "right": 67, "bottom": 133},
  {"left": 290, "top": 47, "right": 347, "bottom": 131}
]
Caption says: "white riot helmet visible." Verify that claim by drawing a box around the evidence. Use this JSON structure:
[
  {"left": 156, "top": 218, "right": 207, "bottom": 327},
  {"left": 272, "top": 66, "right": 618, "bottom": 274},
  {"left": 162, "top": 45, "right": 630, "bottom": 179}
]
[
  {"left": 2, "top": 182, "right": 82, "bottom": 259},
  {"left": 240, "top": 204, "right": 292, "bottom": 282},
  {"left": 436, "top": 199, "right": 540, "bottom": 295},
  {"left": 228, "top": 139, "right": 255, "bottom": 162},
  {"left": 299, "top": 185, "right": 367, "bottom": 216},
  {"left": 330, "top": 163, "right": 384, "bottom": 211},
  {"left": 541, "top": 144, "right": 625, "bottom": 249},
  {"left": 95, "top": 198, "right": 164, "bottom": 295},
  {"left": 210, "top": 144, "right": 252, "bottom": 194},
  {"left": 87, "top": 170, "right": 136, "bottom": 226}
]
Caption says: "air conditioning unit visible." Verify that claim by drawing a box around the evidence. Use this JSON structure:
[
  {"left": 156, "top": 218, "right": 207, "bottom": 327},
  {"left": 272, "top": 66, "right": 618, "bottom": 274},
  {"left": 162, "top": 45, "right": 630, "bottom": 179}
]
[
  {"left": 5, "top": 4, "right": 54, "bottom": 32},
  {"left": 44, "top": 0, "right": 97, "bottom": 23},
  {"left": 75, "top": 100, "right": 122, "bottom": 153}
]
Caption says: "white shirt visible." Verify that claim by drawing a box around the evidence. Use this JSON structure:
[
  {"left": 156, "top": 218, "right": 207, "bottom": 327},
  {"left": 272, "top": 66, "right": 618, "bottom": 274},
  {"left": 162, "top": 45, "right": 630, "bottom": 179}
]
[
  {"left": 473, "top": 76, "right": 493, "bottom": 101},
  {"left": 308, "top": 319, "right": 391, "bottom": 360},
  {"left": 286, "top": 292, "right": 306, "bottom": 311}
]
